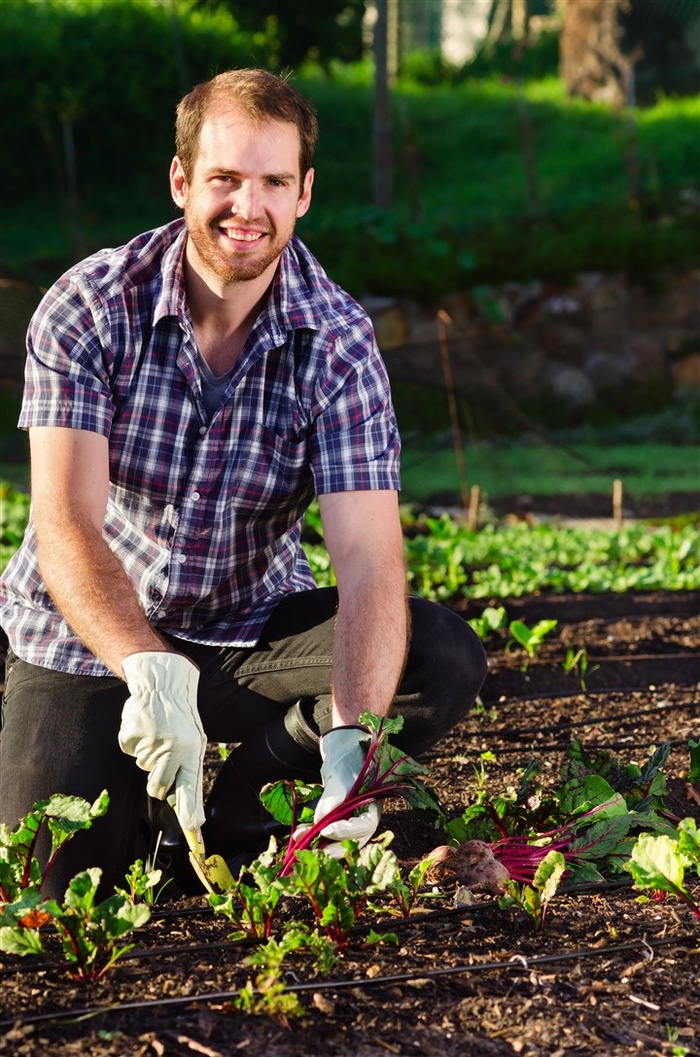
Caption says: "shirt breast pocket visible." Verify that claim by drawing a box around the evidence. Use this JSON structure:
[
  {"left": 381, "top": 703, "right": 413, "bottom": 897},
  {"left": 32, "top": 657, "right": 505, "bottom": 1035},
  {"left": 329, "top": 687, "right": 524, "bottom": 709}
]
[{"left": 230, "top": 424, "right": 311, "bottom": 517}]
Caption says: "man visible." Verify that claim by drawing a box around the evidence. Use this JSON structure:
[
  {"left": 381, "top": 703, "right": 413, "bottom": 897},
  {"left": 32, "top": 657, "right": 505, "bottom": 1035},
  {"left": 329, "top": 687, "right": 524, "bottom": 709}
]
[{"left": 0, "top": 69, "right": 487, "bottom": 897}]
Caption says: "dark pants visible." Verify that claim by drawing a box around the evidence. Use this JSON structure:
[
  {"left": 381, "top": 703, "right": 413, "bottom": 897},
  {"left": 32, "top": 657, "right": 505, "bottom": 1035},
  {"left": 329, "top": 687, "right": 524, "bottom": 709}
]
[{"left": 0, "top": 589, "right": 487, "bottom": 897}]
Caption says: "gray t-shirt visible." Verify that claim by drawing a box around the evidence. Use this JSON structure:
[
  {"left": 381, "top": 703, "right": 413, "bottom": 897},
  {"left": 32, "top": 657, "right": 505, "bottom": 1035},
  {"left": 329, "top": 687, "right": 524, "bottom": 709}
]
[{"left": 198, "top": 354, "right": 235, "bottom": 419}]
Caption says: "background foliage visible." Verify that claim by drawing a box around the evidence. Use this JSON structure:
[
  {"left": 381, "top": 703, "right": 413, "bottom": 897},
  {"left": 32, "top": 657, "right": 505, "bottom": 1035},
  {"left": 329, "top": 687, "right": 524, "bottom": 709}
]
[
  {"left": 0, "top": 0, "right": 698, "bottom": 498},
  {"left": 0, "top": 0, "right": 276, "bottom": 207},
  {"left": 1, "top": 0, "right": 698, "bottom": 299}
]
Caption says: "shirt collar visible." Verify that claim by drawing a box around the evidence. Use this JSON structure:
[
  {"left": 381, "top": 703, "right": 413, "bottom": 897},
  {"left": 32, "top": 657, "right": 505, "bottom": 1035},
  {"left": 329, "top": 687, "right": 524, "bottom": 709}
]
[
  {"left": 267, "top": 235, "right": 326, "bottom": 340},
  {"left": 152, "top": 219, "right": 188, "bottom": 326}
]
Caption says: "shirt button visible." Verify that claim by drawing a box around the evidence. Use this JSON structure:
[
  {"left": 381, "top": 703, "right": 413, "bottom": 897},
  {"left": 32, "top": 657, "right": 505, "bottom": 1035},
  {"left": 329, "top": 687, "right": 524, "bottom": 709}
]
[
  {"left": 199, "top": 426, "right": 207, "bottom": 436},
  {"left": 157, "top": 609, "right": 167, "bottom": 619},
  {"left": 190, "top": 491, "right": 200, "bottom": 502},
  {"left": 174, "top": 553, "right": 187, "bottom": 564}
]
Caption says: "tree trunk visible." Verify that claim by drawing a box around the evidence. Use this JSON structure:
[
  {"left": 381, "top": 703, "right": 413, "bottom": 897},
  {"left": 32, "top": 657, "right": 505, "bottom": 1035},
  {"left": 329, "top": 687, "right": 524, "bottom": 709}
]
[
  {"left": 512, "top": 0, "right": 528, "bottom": 41},
  {"left": 372, "top": 0, "right": 394, "bottom": 209},
  {"left": 486, "top": 0, "right": 512, "bottom": 47},
  {"left": 558, "top": 0, "right": 632, "bottom": 108}
]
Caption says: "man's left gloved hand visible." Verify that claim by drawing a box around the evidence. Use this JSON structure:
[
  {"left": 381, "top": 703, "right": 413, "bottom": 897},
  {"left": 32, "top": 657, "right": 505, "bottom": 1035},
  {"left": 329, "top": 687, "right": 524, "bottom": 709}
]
[{"left": 311, "top": 725, "right": 381, "bottom": 851}]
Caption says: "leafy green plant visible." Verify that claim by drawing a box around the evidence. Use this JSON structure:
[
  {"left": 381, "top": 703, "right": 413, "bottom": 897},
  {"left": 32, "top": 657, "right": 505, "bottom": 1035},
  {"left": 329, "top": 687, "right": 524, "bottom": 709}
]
[
  {"left": 0, "top": 481, "right": 30, "bottom": 571},
  {"left": 467, "top": 605, "right": 508, "bottom": 639},
  {"left": 117, "top": 835, "right": 171, "bottom": 906},
  {"left": 403, "top": 531, "right": 468, "bottom": 600},
  {"left": 209, "top": 839, "right": 290, "bottom": 941},
  {"left": 400, "top": 520, "right": 700, "bottom": 602},
  {"left": 472, "top": 750, "right": 497, "bottom": 793},
  {"left": 0, "top": 790, "right": 151, "bottom": 981},
  {"left": 492, "top": 794, "right": 633, "bottom": 886},
  {"left": 445, "top": 740, "right": 678, "bottom": 887},
  {"left": 232, "top": 928, "right": 332, "bottom": 1026},
  {"left": 506, "top": 618, "right": 558, "bottom": 668},
  {"left": 233, "top": 974, "right": 305, "bottom": 1028},
  {"left": 562, "top": 739, "right": 672, "bottom": 817},
  {"left": 0, "top": 868, "right": 150, "bottom": 980},
  {"left": 562, "top": 646, "right": 600, "bottom": 690},
  {"left": 368, "top": 852, "right": 440, "bottom": 919},
  {"left": 499, "top": 849, "right": 566, "bottom": 932},
  {"left": 665, "top": 1023, "right": 691, "bottom": 1057},
  {"left": 0, "top": 790, "right": 110, "bottom": 904},
  {"left": 117, "top": 858, "right": 165, "bottom": 906},
  {"left": 289, "top": 837, "right": 399, "bottom": 947},
  {"left": 624, "top": 820, "right": 700, "bottom": 922}
]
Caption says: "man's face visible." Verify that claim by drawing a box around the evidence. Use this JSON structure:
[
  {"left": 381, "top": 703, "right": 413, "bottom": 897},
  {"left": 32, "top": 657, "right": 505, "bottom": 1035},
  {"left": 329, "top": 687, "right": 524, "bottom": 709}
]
[{"left": 170, "top": 107, "right": 314, "bottom": 287}]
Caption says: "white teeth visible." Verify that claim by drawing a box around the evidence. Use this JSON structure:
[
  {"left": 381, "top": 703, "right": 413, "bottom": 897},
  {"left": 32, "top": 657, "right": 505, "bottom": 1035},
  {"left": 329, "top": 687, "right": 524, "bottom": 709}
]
[{"left": 221, "top": 230, "right": 261, "bottom": 242}]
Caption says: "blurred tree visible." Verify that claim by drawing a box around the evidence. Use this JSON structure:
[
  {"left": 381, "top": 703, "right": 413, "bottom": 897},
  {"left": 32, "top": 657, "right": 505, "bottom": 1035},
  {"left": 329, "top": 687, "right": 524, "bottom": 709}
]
[
  {"left": 399, "top": 1, "right": 556, "bottom": 69},
  {"left": 511, "top": 0, "right": 528, "bottom": 39},
  {"left": 192, "top": 0, "right": 366, "bottom": 68},
  {"left": 558, "top": 0, "right": 700, "bottom": 108},
  {"left": 558, "top": 0, "right": 631, "bottom": 108},
  {"left": 372, "top": 0, "right": 396, "bottom": 208},
  {"left": 486, "top": 0, "right": 539, "bottom": 46}
]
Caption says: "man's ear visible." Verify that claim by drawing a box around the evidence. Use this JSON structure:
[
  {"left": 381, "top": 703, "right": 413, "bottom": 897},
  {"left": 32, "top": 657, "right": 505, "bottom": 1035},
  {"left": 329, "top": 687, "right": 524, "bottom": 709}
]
[
  {"left": 170, "top": 156, "right": 188, "bottom": 209},
  {"left": 296, "top": 167, "right": 314, "bottom": 219}
]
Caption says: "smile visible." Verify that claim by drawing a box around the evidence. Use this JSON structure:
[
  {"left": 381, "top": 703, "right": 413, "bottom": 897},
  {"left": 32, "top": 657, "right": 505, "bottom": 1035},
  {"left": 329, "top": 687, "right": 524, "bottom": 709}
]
[{"left": 219, "top": 228, "right": 265, "bottom": 243}]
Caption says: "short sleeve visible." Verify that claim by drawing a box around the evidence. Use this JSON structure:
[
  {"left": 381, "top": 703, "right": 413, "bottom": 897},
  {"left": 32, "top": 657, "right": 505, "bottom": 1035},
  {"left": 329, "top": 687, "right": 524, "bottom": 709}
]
[
  {"left": 19, "top": 274, "right": 115, "bottom": 436},
  {"left": 307, "top": 318, "right": 401, "bottom": 495}
]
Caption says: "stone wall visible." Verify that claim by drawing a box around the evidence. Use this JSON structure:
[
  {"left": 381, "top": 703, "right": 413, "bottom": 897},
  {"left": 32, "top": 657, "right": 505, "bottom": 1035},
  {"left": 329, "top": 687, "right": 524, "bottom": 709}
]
[
  {"left": 2, "top": 269, "right": 699, "bottom": 418},
  {"left": 363, "top": 268, "right": 700, "bottom": 418}
]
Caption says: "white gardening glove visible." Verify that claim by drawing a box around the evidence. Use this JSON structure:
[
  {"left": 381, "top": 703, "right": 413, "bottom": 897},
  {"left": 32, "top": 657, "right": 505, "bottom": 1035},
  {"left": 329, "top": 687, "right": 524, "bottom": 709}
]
[
  {"left": 312, "top": 726, "right": 381, "bottom": 852},
  {"left": 118, "top": 652, "right": 206, "bottom": 834}
]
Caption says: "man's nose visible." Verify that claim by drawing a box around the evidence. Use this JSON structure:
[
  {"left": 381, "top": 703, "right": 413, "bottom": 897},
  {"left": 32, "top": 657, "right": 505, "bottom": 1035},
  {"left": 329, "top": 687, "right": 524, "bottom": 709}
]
[{"left": 230, "top": 181, "right": 260, "bottom": 220}]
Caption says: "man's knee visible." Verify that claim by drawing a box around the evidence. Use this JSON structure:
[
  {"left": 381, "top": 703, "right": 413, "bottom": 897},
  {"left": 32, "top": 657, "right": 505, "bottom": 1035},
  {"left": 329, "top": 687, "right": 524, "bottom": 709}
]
[
  {"left": 392, "top": 598, "right": 487, "bottom": 755},
  {"left": 411, "top": 595, "right": 487, "bottom": 684}
]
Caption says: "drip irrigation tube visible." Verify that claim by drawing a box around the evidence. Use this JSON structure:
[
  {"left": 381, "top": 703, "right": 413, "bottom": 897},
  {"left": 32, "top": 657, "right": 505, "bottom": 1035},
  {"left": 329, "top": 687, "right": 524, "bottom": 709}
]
[
  {"left": 0, "top": 880, "right": 638, "bottom": 980},
  {"left": 491, "top": 651, "right": 697, "bottom": 670},
  {"left": 478, "top": 687, "right": 697, "bottom": 707},
  {"left": 462, "top": 737, "right": 691, "bottom": 756},
  {"left": 1, "top": 933, "right": 695, "bottom": 1029},
  {"left": 483, "top": 686, "right": 697, "bottom": 705},
  {"left": 471, "top": 698, "right": 691, "bottom": 741},
  {"left": 0, "top": 901, "right": 498, "bottom": 979}
]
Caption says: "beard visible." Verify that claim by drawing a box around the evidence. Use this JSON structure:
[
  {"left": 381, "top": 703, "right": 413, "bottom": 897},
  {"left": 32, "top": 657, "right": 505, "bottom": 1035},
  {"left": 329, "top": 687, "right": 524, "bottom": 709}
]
[{"left": 183, "top": 204, "right": 295, "bottom": 285}]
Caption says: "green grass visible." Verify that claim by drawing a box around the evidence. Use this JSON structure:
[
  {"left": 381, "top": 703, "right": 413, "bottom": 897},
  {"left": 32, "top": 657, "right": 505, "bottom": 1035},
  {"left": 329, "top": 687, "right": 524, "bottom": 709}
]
[{"left": 399, "top": 439, "right": 699, "bottom": 505}]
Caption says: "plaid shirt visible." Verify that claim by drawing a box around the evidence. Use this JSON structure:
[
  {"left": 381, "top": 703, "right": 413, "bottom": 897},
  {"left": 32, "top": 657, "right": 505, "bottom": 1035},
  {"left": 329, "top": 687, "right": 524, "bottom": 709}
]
[{"left": 0, "top": 220, "right": 400, "bottom": 676}]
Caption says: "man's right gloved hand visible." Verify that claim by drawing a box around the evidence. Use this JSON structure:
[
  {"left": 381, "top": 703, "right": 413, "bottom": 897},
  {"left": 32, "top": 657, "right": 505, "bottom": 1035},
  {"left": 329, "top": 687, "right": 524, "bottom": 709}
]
[
  {"left": 310, "top": 726, "right": 381, "bottom": 851},
  {"left": 118, "top": 652, "right": 206, "bottom": 834}
]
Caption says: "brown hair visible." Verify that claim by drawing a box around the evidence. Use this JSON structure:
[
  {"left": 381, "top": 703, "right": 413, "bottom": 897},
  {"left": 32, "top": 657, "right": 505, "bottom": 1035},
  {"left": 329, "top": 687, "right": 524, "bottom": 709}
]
[{"left": 175, "top": 68, "right": 319, "bottom": 183}]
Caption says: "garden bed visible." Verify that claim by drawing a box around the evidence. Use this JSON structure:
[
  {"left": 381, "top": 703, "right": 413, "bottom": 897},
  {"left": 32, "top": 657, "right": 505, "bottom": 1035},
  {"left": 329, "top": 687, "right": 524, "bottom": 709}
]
[{"left": 1, "top": 589, "right": 698, "bottom": 1057}]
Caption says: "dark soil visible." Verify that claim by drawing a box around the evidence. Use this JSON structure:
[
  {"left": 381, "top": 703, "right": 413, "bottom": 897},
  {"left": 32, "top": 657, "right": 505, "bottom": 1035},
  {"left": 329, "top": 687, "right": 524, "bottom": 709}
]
[{"left": 2, "top": 587, "right": 699, "bottom": 1057}]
